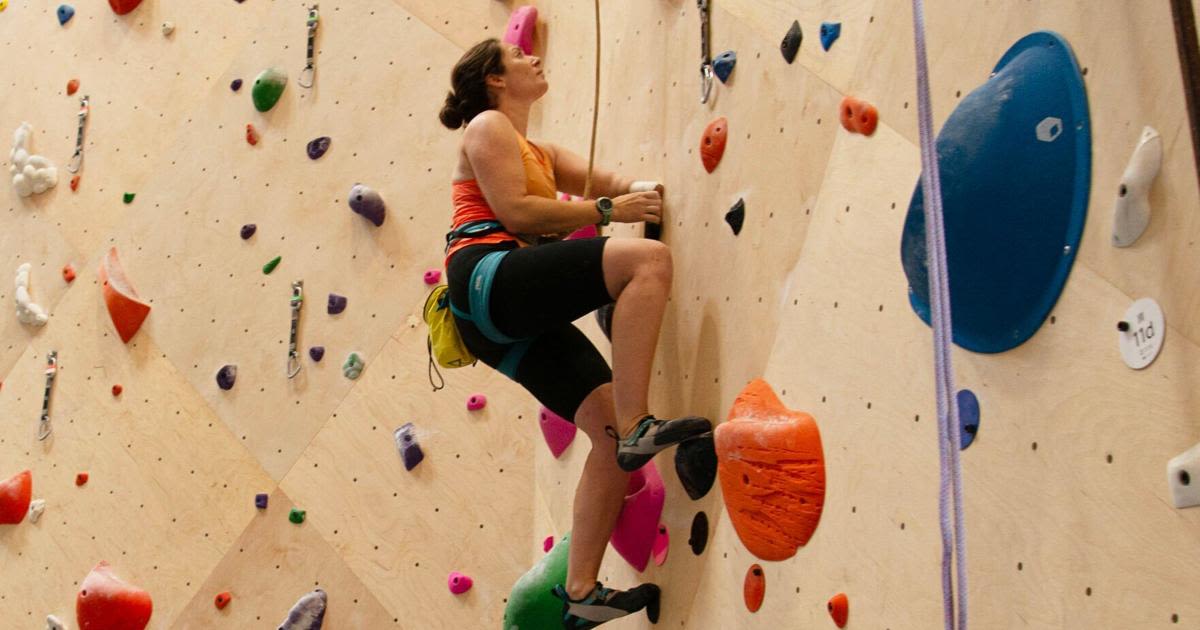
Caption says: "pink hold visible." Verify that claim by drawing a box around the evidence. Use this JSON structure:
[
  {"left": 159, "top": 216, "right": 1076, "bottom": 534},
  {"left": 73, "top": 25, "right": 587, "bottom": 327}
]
[
  {"left": 567, "top": 224, "right": 599, "bottom": 240},
  {"left": 466, "top": 394, "right": 487, "bottom": 411},
  {"left": 424, "top": 269, "right": 442, "bottom": 285},
  {"left": 543, "top": 535, "right": 554, "bottom": 553},
  {"left": 538, "top": 406, "right": 577, "bottom": 458},
  {"left": 609, "top": 460, "right": 666, "bottom": 572},
  {"left": 504, "top": 6, "right": 538, "bottom": 55},
  {"left": 652, "top": 523, "right": 670, "bottom": 567},
  {"left": 447, "top": 571, "right": 473, "bottom": 595}
]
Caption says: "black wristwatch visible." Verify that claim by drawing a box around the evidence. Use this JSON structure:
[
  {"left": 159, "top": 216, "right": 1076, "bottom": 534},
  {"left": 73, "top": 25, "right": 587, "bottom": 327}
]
[{"left": 596, "top": 197, "right": 613, "bottom": 227}]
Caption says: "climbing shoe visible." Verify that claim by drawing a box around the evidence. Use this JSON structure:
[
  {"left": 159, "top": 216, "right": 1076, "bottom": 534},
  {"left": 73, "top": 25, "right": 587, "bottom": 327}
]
[
  {"left": 552, "top": 581, "right": 661, "bottom": 628},
  {"left": 607, "top": 415, "right": 712, "bottom": 472}
]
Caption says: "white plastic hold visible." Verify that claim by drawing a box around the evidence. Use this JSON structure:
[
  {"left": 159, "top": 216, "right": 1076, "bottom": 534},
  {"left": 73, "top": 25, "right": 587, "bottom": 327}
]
[
  {"left": 15, "top": 263, "right": 49, "bottom": 326},
  {"left": 1167, "top": 442, "right": 1200, "bottom": 509},
  {"left": 46, "top": 614, "right": 65, "bottom": 630},
  {"left": 10, "top": 122, "right": 58, "bottom": 197},
  {"left": 161, "top": 21, "right": 175, "bottom": 36},
  {"left": 1112, "top": 126, "right": 1162, "bottom": 247},
  {"left": 28, "top": 498, "right": 45, "bottom": 523}
]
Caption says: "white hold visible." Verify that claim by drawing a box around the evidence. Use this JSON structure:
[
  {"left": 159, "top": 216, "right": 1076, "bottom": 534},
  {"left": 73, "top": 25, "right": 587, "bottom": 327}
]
[
  {"left": 1168, "top": 442, "right": 1200, "bottom": 509},
  {"left": 15, "top": 263, "right": 49, "bottom": 326},
  {"left": 46, "top": 614, "right": 65, "bottom": 630},
  {"left": 28, "top": 499, "right": 46, "bottom": 523},
  {"left": 10, "top": 122, "right": 58, "bottom": 197},
  {"left": 161, "top": 21, "right": 174, "bottom": 36},
  {"left": 1112, "top": 126, "right": 1162, "bottom": 247}
]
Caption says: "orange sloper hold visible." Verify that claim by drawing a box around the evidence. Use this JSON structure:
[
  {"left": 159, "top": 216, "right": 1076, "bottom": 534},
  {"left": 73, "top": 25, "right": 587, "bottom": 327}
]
[
  {"left": 99, "top": 247, "right": 151, "bottom": 343},
  {"left": 828, "top": 592, "right": 849, "bottom": 627},
  {"left": 76, "top": 561, "right": 153, "bottom": 630},
  {"left": 0, "top": 470, "right": 33, "bottom": 524},
  {"left": 700, "top": 116, "right": 728, "bottom": 173},
  {"left": 715, "top": 378, "right": 826, "bottom": 561},
  {"left": 743, "top": 564, "right": 765, "bottom": 613}
]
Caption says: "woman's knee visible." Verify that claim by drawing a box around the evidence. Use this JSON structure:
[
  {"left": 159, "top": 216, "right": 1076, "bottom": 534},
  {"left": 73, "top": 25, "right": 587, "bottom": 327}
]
[{"left": 603, "top": 239, "right": 673, "bottom": 297}]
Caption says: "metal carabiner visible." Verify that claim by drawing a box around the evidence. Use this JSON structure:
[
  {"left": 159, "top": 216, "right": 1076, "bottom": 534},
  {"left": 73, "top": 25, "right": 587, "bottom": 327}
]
[
  {"left": 38, "top": 350, "right": 58, "bottom": 441},
  {"left": 298, "top": 4, "right": 319, "bottom": 88},
  {"left": 67, "top": 95, "right": 89, "bottom": 173},
  {"left": 287, "top": 281, "right": 304, "bottom": 378}
]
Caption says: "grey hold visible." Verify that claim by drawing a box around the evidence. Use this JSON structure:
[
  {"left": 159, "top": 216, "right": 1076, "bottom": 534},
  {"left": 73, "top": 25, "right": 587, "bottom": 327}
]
[
  {"left": 277, "top": 588, "right": 327, "bottom": 630},
  {"left": 348, "top": 183, "right": 386, "bottom": 227},
  {"left": 217, "top": 365, "right": 237, "bottom": 391}
]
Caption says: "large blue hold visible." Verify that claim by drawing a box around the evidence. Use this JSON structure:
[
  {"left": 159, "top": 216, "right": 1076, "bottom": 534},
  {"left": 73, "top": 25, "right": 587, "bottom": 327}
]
[{"left": 900, "top": 31, "right": 1091, "bottom": 353}]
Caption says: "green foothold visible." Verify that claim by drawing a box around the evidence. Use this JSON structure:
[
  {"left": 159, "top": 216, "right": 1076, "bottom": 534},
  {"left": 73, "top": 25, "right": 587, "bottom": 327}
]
[
  {"left": 288, "top": 508, "right": 306, "bottom": 524},
  {"left": 342, "top": 352, "right": 364, "bottom": 380},
  {"left": 252, "top": 67, "right": 288, "bottom": 112},
  {"left": 504, "top": 533, "right": 571, "bottom": 629},
  {"left": 263, "top": 255, "right": 282, "bottom": 275},
  {"left": 123, "top": 193, "right": 135, "bottom": 204}
]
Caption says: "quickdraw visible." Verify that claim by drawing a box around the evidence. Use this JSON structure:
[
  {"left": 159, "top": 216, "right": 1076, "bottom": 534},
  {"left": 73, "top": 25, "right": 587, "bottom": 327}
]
[
  {"left": 697, "top": 0, "right": 714, "bottom": 104},
  {"left": 67, "top": 95, "right": 89, "bottom": 173},
  {"left": 38, "top": 350, "right": 58, "bottom": 441},
  {"left": 287, "top": 281, "right": 304, "bottom": 378},
  {"left": 298, "top": 4, "right": 319, "bottom": 88}
]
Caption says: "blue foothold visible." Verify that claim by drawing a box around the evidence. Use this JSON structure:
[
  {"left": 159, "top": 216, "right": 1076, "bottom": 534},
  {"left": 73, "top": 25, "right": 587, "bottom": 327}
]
[
  {"left": 57, "top": 4, "right": 75, "bottom": 25},
  {"left": 713, "top": 51, "right": 737, "bottom": 84},
  {"left": 957, "top": 389, "right": 980, "bottom": 450},
  {"left": 819, "top": 22, "right": 841, "bottom": 51}
]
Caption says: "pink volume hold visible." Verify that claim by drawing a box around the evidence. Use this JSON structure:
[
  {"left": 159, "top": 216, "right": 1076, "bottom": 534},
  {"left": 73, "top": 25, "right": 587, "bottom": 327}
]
[{"left": 538, "top": 406, "right": 577, "bottom": 458}]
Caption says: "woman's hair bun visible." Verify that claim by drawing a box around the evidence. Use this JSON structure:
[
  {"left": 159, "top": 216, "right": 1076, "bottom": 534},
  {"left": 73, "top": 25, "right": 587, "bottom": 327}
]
[{"left": 439, "top": 91, "right": 464, "bottom": 130}]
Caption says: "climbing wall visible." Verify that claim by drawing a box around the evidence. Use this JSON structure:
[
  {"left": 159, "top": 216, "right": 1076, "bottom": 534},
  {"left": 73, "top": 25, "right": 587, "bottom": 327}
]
[{"left": 0, "top": 1, "right": 1197, "bottom": 629}]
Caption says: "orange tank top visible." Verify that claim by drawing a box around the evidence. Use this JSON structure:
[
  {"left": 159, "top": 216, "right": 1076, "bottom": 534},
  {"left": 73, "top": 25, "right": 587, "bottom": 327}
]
[{"left": 445, "top": 135, "right": 557, "bottom": 265}]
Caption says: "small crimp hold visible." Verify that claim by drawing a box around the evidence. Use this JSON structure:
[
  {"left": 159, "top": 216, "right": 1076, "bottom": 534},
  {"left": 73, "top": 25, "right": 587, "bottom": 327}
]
[
  {"left": 327, "top": 293, "right": 347, "bottom": 315},
  {"left": 781, "top": 20, "right": 802, "bottom": 64},
  {"left": 123, "top": 193, "right": 135, "bottom": 204},
  {"left": 263, "top": 255, "right": 282, "bottom": 275},
  {"left": 230, "top": 78, "right": 243, "bottom": 92},
  {"left": 725, "top": 198, "right": 746, "bottom": 235},
  {"left": 394, "top": 422, "right": 424, "bottom": 471},
  {"left": 306, "top": 136, "right": 331, "bottom": 160},
  {"left": 47, "top": 614, "right": 65, "bottom": 630},
  {"left": 111, "top": 384, "right": 123, "bottom": 396},
  {"left": 423, "top": 269, "right": 442, "bottom": 285},
  {"left": 67, "top": 79, "right": 80, "bottom": 95},
  {"left": 240, "top": 224, "right": 256, "bottom": 239},
  {"left": 28, "top": 498, "right": 46, "bottom": 523},
  {"left": 819, "top": 22, "right": 841, "bottom": 51},
  {"left": 255, "top": 493, "right": 269, "bottom": 509},
  {"left": 75, "top": 473, "right": 88, "bottom": 486},
  {"left": 713, "top": 50, "right": 737, "bottom": 83},
  {"left": 57, "top": 4, "right": 74, "bottom": 25},
  {"left": 215, "top": 591, "right": 232, "bottom": 609},
  {"left": 308, "top": 346, "right": 325, "bottom": 362},
  {"left": 216, "top": 364, "right": 237, "bottom": 391},
  {"left": 70, "top": 175, "right": 80, "bottom": 191},
  {"left": 245, "top": 123, "right": 258, "bottom": 146},
  {"left": 448, "top": 571, "right": 473, "bottom": 595},
  {"left": 62, "top": 264, "right": 76, "bottom": 283},
  {"left": 288, "top": 507, "right": 306, "bottom": 524},
  {"left": 342, "top": 352, "right": 364, "bottom": 379}
]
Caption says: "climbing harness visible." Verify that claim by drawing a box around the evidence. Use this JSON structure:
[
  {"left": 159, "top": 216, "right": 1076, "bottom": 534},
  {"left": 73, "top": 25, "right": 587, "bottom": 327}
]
[
  {"left": 911, "top": 1, "right": 967, "bottom": 628},
  {"left": 287, "top": 281, "right": 303, "bottom": 378},
  {"left": 448, "top": 251, "right": 532, "bottom": 380},
  {"left": 298, "top": 4, "right": 319, "bottom": 88},
  {"left": 67, "top": 95, "right": 89, "bottom": 173},
  {"left": 38, "top": 350, "right": 58, "bottom": 441},
  {"left": 697, "top": 0, "right": 714, "bottom": 104}
]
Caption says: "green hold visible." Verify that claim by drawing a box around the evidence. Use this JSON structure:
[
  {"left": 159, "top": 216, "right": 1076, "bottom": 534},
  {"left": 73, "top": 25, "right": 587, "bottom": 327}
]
[
  {"left": 263, "top": 255, "right": 282, "bottom": 275},
  {"left": 123, "top": 193, "right": 135, "bottom": 204},
  {"left": 504, "top": 533, "right": 570, "bottom": 629},
  {"left": 252, "top": 67, "right": 288, "bottom": 112},
  {"left": 342, "top": 352, "right": 364, "bottom": 380},
  {"left": 289, "top": 508, "right": 306, "bottom": 524}
]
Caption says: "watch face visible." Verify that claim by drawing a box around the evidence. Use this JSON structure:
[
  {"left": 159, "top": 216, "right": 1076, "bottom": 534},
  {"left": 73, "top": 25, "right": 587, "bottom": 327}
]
[{"left": 598, "top": 197, "right": 614, "bottom": 210}]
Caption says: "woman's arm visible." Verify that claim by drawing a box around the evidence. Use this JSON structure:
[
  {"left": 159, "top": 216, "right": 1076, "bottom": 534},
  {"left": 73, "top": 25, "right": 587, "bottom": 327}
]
[{"left": 542, "top": 141, "right": 633, "bottom": 199}]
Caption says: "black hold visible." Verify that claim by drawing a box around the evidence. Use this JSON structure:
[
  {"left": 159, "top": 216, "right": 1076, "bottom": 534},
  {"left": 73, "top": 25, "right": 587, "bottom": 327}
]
[
  {"left": 240, "top": 223, "right": 257, "bottom": 239},
  {"left": 725, "top": 198, "right": 745, "bottom": 235},
  {"left": 395, "top": 423, "right": 425, "bottom": 471},
  {"left": 644, "top": 220, "right": 662, "bottom": 241},
  {"left": 675, "top": 432, "right": 717, "bottom": 500},
  {"left": 306, "top": 136, "right": 331, "bottom": 160},
  {"left": 595, "top": 302, "right": 615, "bottom": 341},
  {"left": 688, "top": 511, "right": 709, "bottom": 555},
  {"left": 1117, "top": 321, "right": 1130, "bottom": 332},
  {"left": 713, "top": 50, "right": 737, "bottom": 83},
  {"left": 781, "top": 20, "right": 802, "bottom": 64},
  {"left": 216, "top": 364, "right": 237, "bottom": 390},
  {"left": 327, "top": 293, "right": 348, "bottom": 315},
  {"left": 309, "top": 346, "right": 325, "bottom": 362},
  {"left": 230, "top": 78, "right": 243, "bottom": 92}
]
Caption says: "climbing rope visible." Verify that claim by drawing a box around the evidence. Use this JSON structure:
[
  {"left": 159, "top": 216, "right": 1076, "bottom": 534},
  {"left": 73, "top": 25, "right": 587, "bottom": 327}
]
[
  {"left": 911, "top": 1, "right": 967, "bottom": 628},
  {"left": 582, "top": 0, "right": 601, "bottom": 200}
]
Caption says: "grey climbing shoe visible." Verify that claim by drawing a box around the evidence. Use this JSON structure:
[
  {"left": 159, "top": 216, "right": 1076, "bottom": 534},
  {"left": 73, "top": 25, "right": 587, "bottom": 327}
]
[
  {"left": 552, "top": 581, "right": 660, "bottom": 629},
  {"left": 607, "top": 415, "right": 712, "bottom": 472}
]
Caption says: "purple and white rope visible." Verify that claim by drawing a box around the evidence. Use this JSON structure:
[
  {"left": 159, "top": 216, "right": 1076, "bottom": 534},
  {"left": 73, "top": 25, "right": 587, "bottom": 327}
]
[{"left": 911, "top": 1, "right": 967, "bottom": 628}]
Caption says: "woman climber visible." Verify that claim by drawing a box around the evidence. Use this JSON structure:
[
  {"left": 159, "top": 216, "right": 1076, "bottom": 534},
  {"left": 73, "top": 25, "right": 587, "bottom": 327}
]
[{"left": 439, "top": 39, "right": 711, "bottom": 628}]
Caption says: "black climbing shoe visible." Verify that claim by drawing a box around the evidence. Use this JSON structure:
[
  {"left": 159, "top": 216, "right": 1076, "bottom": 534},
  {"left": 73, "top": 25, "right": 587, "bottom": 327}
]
[
  {"left": 553, "top": 581, "right": 661, "bottom": 629},
  {"left": 607, "top": 415, "right": 712, "bottom": 473}
]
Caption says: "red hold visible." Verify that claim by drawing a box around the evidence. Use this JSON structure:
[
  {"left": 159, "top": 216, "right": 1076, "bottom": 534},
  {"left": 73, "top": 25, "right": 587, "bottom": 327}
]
[
  {"left": 63, "top": 264, "right": 77, "bottom": 283},
  {"left": 245, "top": 124, "right": 258, "bottom": 146},
  {"left": 67, "top": 79, "right": 80, "bottom": 95},
  {"left": 107, "top": 0, "right": 143, "bottom": 15},
  {"left": 76, "top": 561, "right": 153, "bottom": 630},
  {"left": 828, "top": 592, "right": 849, "bottom": 628},
  {"left": 76, "top": 473, "right": 89, "bottom": 486},
  {"left": 701, "top": 117, "right": 728, "bottom": 173},
  {"left": 111, "top": 384, "right": 123, "bottom": 396},
  {"left": 0, "top": 470, "right": 33, "bottom": 524},
  {"left": 744, "top": 564, "right": 765, "bottom": 613},
  {"left": 70, "top": 175, "right": 80, "bottom": 191},
  {"left": 214, "top": 591, "right": 232, "bottom": 610},
  {"left": 839, "top": 96, "right": 879, "bottom": 136}
]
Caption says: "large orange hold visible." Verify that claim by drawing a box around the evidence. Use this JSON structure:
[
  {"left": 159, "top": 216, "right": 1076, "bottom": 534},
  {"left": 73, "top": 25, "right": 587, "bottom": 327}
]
[
  {"left": 828, "top": 592, "right": 849, "bottom": 628},
  {"left": 743, "top": 564, "right": 765, "bottom": 613},
  {"left": 0, "top": 470, "right": 32, "bottom": 524},
  {"left": 700, "top": 117, "right": 728, "bottom": 173},
  {"left": 716, "top": 379, "right": 826, "bottom": 561},
  {"left": 76, "top": 561, "right": 153, "bottom": 630},
  {"left": 108, "top": 0, "right": 143, "bottom": 15},
  {"left": 99, "top": 248, "right": 151, "bottom": 343}
]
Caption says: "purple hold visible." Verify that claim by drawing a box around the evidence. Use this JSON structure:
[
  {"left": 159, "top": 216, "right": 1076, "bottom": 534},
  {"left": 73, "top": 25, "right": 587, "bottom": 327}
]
[
  {"left": 348, "top": 183, "right": 386, "bottom": 227},
  {"left": 217, "top": 364, "right": 237, "bottom": 390},
  {"left": 394, "top": 423, "right": 424, "bottom": 471},
  {"left": 309, "top": 346, "right": 325, "bottom": 362},
  {"left": 255, "top": 493, "right": 269, "bottom": 509},
  {"left": 230, "top": 78, "right": 243, "bottom": 92},
  {"left": 327, "top": 293, "right": 347, "bottom": 315},
  {"left": 240, "top": 223, "right": 257, "bottom": 240},
  {"left": 306, "top": 136, "right": 331, "bottom": 160}
]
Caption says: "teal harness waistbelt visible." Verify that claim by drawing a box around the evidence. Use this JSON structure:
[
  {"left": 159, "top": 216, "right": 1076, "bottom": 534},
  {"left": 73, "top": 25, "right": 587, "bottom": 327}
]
[{"left": 450, "top": 250, "right": 532, "bottom": 379}]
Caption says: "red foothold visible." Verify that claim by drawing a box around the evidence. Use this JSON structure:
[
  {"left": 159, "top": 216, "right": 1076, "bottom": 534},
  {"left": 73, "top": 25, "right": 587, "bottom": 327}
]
[
  {"left": 75, "top": 473, "right": 89, "bottom": 486},
  {"left": 828, "top": 592, "right": 849, "bottom": 627},
  {"left": 215, "top": 591, "right": 232, "bottom": 609},
  {"left": 744, "top": 564, "right": 765, "bottom": 613},
  {"left": 245, "top": 124, "right": 258, "bottom": 146},
  {"left": 70, "top": 175, "right": 80, "bottom": 191},
  {"left": 67, "top": 79, "right": 80, "bottom": 95},
  {"left": 62, "top": 264, "right": 76, "bottom": 283},
  {"left": 111, "top": 384, "right": 122, "bottom": 396}
]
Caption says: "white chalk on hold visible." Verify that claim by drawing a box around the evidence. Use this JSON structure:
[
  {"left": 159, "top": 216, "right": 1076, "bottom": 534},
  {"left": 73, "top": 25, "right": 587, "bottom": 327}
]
[
  {"left": 15, "top": 263, "right": 49, "bottom": 326},
  {"left": 1112, "top": 126, "right": 1162, "bottom": 247},
  {"left": 46, "top": 614, "right": 65, "bottom": 630},
  {"left": 629, "top": 180, "right": 662, "bottom": 194},
  {"left": 10, "top": 122, "right": 58, "bottom": 197},
  {"left": 28, "top": 499, "right": 46, "bottom": 523},
  {"left": 1168, "top": 442, "right": 1200, "bottom": 509}
]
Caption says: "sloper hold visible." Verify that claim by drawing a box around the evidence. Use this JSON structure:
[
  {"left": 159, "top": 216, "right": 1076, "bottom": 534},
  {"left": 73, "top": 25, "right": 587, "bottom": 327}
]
[
  {"left": 306, "top": 136, "right": 331, "bottom": 160},
  {"left": 504, "top": 534, "right": 570, "bottom": 629},
  {"left": 107, "top": 0, "right": 142, "bottom": 15},
  {"left": 743, "top": 564, "right": 765, "bottom": 613},
  {"left": 957, "top": 389, "right": 980, "bottom": 449},
  {"left": 216, "top": 365, "right": 237, "bottom": 391},
  {"left": 781, "top": 20, "right": 802, "bottom": 63},
  {"left": 610, "top": 461, "right": 666, "bottom": 572},
  {"left": 504, "top": 6, "right": 538, "bottom": 55},
  {"left": 57, "top": 5, "right": 74, "bottom": 25},
  {"left": 725, "top": 198, "right": 746, "bottom": 235},
  {"left": 99, "top": 247, "right": 151, "bottom": 343},
  {"left": 716, "top": 378, "right": 826, "bottom": 561},
  {"left": 675, "top": 432, "right": 717, "bottom": 500},
  {"left": 252, "top": 67, "right": 288, "bottom": 112},
  {"left": 688, "top": 511, "right": 709, "bottom": 555},
  {"left": 394, "top": 423, "right": 424, "bottom": 471},
  {"left": 277, "top": 588, "right": 326, "bottom": 630},
  {"left": 828, "top": 592, "right": 849, "bottom": 628},
  {"left": 1167, "top": 441, "right": 1200, "bottom": 509},
  {"left": 1112, "top": 126, "right": 1161, "bottom": 247},
  {"left": 839, "top": 96, "right": 879, "bottom": 136},
  {"left": 713, "top": 50, "right": 737, "bottom": 83},
  {"left": 819, "top": 22, "right": 841, "bottom": 51},
  {"left": 700, "top": 117, "right": 728, "bottom": 173},
  {"left": 76, "top": 561, "right": 153, "bottom": 630},
  {"left": 0, "top": 470, "right": 32, "bottom": 525},
  {"left": 539, "top": 406, "right": 577, "bottom": 458},
  {"left": 348, "top": 183, "right": 386, "bottom": 226}
]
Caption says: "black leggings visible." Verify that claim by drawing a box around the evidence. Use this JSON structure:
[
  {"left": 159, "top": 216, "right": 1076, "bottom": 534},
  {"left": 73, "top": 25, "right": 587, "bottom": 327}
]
[{"left": 447, "top": 237, "right": 614, "bottom": 422}]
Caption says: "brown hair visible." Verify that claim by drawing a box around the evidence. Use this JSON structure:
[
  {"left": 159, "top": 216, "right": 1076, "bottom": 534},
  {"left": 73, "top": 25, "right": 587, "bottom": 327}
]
[{"left": 440, "top": 39, "right": 506, "bottom": 130}]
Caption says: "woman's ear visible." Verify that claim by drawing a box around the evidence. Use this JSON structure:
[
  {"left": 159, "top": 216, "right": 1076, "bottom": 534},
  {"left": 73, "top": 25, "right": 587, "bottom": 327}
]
[{"left": 485, "top": 73, "right": 505, "bottom": 91}]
